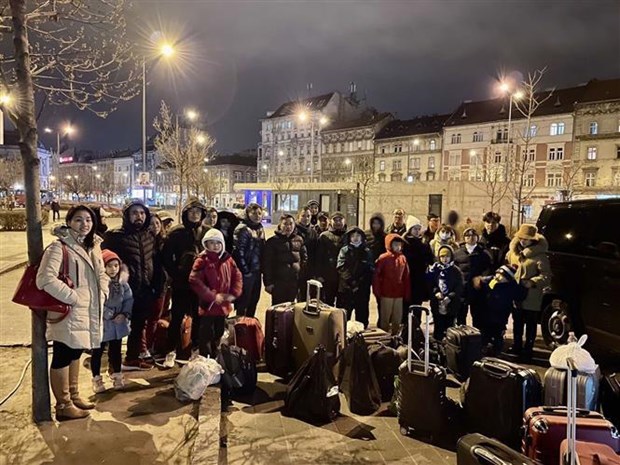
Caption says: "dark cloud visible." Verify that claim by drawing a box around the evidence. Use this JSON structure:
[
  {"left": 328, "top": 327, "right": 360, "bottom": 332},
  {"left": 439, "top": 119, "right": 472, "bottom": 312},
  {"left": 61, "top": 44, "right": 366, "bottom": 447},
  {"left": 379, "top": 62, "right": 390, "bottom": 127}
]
[{"left": 37, "top": 0, "right": 620, "bottom": 154}]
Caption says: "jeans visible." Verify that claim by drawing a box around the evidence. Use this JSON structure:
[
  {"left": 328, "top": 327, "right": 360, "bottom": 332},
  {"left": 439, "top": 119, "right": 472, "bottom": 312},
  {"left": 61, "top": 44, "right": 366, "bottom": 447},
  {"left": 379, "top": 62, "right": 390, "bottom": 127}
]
[
  {"left": 236, "top": 272, "right": 261, "bottom": 318},
  {"left": 198, "top": 316, "right": 225, "bottom": 358}
]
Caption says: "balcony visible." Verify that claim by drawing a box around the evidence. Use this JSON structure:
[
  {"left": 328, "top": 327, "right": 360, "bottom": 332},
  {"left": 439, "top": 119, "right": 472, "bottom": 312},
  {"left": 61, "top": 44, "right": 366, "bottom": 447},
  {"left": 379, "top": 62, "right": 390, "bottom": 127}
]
[{"left": 491, "top": 138, "right": 514, "bottom": 144}]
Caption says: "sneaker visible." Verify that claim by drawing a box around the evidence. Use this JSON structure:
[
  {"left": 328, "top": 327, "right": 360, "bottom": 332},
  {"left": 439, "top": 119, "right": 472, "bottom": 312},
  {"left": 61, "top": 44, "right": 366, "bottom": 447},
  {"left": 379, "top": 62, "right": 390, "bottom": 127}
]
[
  {"left": 92, "top": 375, "right": 106, "bottom": 394},
  {"left": 163, "top": 351, "right": 176, "bottom": 369},
  {"left": 139, "top": 350, "right": 153, "bottom": 360},
  {"left": 121, "top": 359, "right": 153, "bottom": 371},
  {"left": 110, "top": 373, "right": 125, "bottom": 390}
]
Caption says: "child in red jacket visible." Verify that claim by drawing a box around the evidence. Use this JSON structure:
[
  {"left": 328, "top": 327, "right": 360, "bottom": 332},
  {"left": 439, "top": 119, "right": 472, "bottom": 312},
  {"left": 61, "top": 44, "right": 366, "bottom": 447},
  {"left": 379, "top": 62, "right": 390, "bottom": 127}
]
[
  {"left": 372, "top": 234, "right": 411, "bottom": 335},
  {"left": 189, "top": 229, "right": 243, "bottom": 357}
]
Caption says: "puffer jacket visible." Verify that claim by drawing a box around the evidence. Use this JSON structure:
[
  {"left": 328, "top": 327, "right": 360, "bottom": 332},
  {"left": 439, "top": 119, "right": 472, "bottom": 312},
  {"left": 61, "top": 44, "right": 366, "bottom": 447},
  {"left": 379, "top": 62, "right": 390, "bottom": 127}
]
[
  {"left": 102, "top": 268, "right": 133, "bottom": 342},
  {"left": 480, "top": 224, "right": 510, "bottom": 271},
  {"left": 402, "top": 232, "right": 435, "bottom": 304},
  {"left": 189, "top": 250, "right": 243, "bottom": 317},
  {"left": 161, "top": 199, "right": 208, "bottom": 290},
  {"left": 263, "top": 230, "right": 307, "bottom": 288},
  {"left": 365, "top": 213, "right": 387, "bottom": 263},
  {"left": 102, "top": 200, "right": 159, "bottom": 295},
  {"left": 372, "top": 234, "right": 411, "bottom": 300},
  {"left": 316, "top": 226, "right": 347, "bottom": 285},
  {"left": 337, "top": 227, "right": 374, "bottom": 294},
  {"left": 36, "top": 226, "right": 109, "bottom": 349},
  {"left": 506, "top": 235, "right": 552, "bottom": 311},
  {"left": 454, "top": 243, "right": 492, "bottom": 301},
  {"left": 232, "top": 215, "right": 265, "bottom": 275},
  {"left": 296, "top": 222, "right": 318, "bottom": 278}
]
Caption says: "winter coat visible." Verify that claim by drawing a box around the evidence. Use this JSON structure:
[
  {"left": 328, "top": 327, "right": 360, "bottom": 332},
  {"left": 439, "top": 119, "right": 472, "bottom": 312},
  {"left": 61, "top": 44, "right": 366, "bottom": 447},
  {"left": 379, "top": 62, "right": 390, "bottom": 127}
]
[
  {"left": 36, "top": 226, "right": 109, "bottom": 350},
  {"left": 454, "top": 244, "right": 492, "bottom": 302},
  {"left": 189, "top": 250, "right": 243, "bottom": 317},
  {"left": 402, "top": 233, "right": 435, "bottom": 304},
  {"left": 102, "top": 269, "right": 133, "bottom": 342},
  {"left": 386, "top": 223, "right": 406, "bottom": 236},
  {"left": 427, "top": 261, "right": 464, "bottom": 317},
  {"left": 337, "top": 227, "right": 374, "bottom": 294},
  {"left": 263, "top": 230, "right": 308, "bottom": 288},
  {"left": 316, "top": 227, "right": 347, "bottom": 286},
  {"left": 232, "top": 216, "right": 265, "bottom": 275},
  {"left": 161, "top": 200, "right": 208, "bottom": 291},
  {"left": 430, "top": 231, "right": 459, "bottom": 260},
  {"left": 296, "top": 222, "right": 318, "bottom": 279},
  {"left": 485, "top": 279, "right": 527, "bottom": 326},
  {"left": 506, "top": 235, "right": 552, "bottom": 312},
  {"left": 365, "top": 213, "right": 387, "bottom": 263},
  {"left": 422, "top": 227, "right": 436, "bottom": 245},
  {"left": 479, "top": 224, "right": 510, "bottom": 271},
  {"left": 372, "top": 234, "right": 411, "bottom": 300},
  {"left": 214, "top": 211, "right": 240, "bottom": 254},
  {"left": 102, "top": 200, "right": 160, "bottom": 296}
]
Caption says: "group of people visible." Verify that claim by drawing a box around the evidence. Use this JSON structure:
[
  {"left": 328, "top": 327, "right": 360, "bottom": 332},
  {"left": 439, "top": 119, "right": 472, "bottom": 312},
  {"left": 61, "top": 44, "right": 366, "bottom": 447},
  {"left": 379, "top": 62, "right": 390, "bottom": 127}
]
[{"left": 33, "top": 197, "right": 550, "bottom": 422}]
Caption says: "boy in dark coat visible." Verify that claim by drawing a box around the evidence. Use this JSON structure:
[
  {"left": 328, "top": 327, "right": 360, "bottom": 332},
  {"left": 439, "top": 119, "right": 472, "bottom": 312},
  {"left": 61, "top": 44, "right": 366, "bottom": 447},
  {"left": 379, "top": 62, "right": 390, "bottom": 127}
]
[
  {"left": 427, "top": 245, "right": 464, "bottom": 340},
  {"left": 336, "top": 227, "right": 374, "bottom": 328},
  {"left": 316, "top": 212, "right": 347, "bottom": 305},
  {"left": 365, "top": 213, "right": 387, "bottom": 263}
]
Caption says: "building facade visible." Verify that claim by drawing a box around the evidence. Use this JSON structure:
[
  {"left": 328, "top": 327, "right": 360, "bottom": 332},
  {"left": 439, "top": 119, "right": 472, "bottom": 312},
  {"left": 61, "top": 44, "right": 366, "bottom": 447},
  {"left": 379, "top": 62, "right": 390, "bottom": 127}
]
[{"left": 0, "top": 129, "right": 53, "bottom": 193}]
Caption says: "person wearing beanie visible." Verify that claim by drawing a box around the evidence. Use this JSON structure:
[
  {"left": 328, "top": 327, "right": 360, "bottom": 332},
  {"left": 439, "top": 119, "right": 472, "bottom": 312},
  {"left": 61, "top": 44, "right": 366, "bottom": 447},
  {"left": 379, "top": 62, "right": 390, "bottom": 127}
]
[
  {"left": 316, "top": 211, "right": 348, "bottom": 305},
  {"left": 429, "top": 224, "right": 459, "bottom": 260},
  {"left": 427, "top": 245, "right": 464, "bottom": 340},
  {"left": 160, "top": 199, "right": 209, "bottom": 367},
  {"left": 453, "top": 227, "right": 492, "bottom": 328},
  {"left": 263, "top": 214, "right": 307, "bottom": 305},
  {"left": 189, "top": 228, "right": 243, "bottom": 357},
  {"left": 314, "top": 211, "right": 329, "bottom": 234},
  {"left": 478, "top": 264, "right": 527, "bottom": 355},
  {"left": 91, "top": 250, "right": 133, "bottom": 393},
  {"left": 505, "top": 223, "right": 551, "bottom": 360},
  {"left": 422, "top": 213, "right": 440, "bottom": 244},
  {"left": 307, "top": 199, "right": 320, "bottom": 225},
  {"left": 402, "top": 215, "right": 435, "bottom": 309},
  {"left": 158, "top": 211, "right": 175, "bottom": 233}
]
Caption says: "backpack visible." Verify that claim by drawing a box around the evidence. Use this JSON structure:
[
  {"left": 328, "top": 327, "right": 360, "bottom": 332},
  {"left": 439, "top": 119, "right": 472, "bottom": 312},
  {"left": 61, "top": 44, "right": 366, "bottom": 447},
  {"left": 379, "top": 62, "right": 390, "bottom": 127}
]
[
  {"left": 216, "top": 344, "right": 257, "bottom": 397},
  {"left": 339, "top": 333, "right": 382, "bottom": 414}
]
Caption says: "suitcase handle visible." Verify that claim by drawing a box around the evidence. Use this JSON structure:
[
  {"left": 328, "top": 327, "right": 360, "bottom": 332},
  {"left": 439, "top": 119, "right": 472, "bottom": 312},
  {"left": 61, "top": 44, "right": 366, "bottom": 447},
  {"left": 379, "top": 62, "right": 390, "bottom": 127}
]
[
  {"left": 305, "top": 280, "right": 323, "bottom": 314},
  {"left": 564, "top": 357, "right": 578, "bottom": 465},
  {"left": 541, "top": 406, "right": 591, "bottom": 416},
  {"left": 407, "top": 305, "right": 429, "bottom": 374},
  {"left": 472, "top": 446, "right": 509, "bottom": 465},
  {"left": 481, "top": 361, "right": 512, "bottom": 379}
]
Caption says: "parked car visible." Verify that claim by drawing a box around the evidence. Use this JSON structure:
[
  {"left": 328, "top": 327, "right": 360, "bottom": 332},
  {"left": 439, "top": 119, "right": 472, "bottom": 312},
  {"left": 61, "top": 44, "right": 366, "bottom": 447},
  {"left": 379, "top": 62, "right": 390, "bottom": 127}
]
[{"left": 536, "top": 198, "right": 620, "bottom": 364}]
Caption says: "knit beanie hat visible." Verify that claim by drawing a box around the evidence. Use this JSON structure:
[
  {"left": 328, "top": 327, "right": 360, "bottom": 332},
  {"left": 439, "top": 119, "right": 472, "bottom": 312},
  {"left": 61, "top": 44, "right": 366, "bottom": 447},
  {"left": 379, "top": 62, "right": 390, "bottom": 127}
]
[
  {"left": 497, "top": 264, "right": 517, "bottom": 281},
  {"left": 102, "top": 249, "right": 121, "bottom": 266},
  {"left": 406, "top": 215, "right": 422, "bottom": 231},
  {"left": 202, "top": 228, "right": 225, "bottom": 249}
]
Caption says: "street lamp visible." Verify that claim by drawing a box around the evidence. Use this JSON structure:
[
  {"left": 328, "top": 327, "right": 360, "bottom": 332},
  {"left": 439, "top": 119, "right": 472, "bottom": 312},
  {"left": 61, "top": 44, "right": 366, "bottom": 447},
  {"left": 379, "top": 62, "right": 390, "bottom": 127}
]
[
  {"left": 499, "top": 82, "right": 523, "bottom": 177},
  {"left": 45, "top": 124, "right": 75, "bottom": 157}
]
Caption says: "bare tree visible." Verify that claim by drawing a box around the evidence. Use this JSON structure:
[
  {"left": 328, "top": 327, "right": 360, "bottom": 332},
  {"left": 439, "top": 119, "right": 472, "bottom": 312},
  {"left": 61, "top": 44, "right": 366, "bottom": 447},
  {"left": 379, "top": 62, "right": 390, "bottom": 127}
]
[
  {"left": 153, "top": 101, "right": 215, "bottom": 218},
  {"left": 95, "top": 165, "right": 116, "bottom": 203},
  {"left": 559, "top": 158, "right": 586, "bottom": 201},
  {"left": 61, "top": 175, "right": 89, "bottom": 201},
  {"left": 0, "top": 156, "right": 23, "bottom": 192},
  {"left": 352, "top": 151, "right": 376, "bottom": 225},
  {"left": 1, "top": 0, "right": 139, "bottom": 421},
  {"left": 188, "top": 166, "right": 222, "bottom": 205}
]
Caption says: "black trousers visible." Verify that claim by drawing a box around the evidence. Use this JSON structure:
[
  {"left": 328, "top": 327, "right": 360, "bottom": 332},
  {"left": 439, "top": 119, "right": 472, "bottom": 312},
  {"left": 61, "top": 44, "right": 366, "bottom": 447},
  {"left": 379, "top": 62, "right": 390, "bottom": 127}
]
[
  {"left": 91, "top": 339, "right": 123, "bottom": 376},
  {"left": 52, "top": 209, "right": 61, "bottom": 221},
  {"left": 236, "top": 272, "right": 261, "bottom": 318},
  {"left": 482, "top": 323, "right": 506, "bottom": 354},
  {"left": 126, "top": 290, "right": 154, "bottom": 361},
  {"left": 168, "top": 288, "right": 199, "bottom": 354},
  {"left": 338, "top": 288, "right": 371, "bottom": 328},
  {"left": 458, "top": 298, "right": 487, "bottom": 329},
  {"left": 51, "top": 341, "right": 83, "bottom": 369},
  {"left": 272, "top": 281, "right": 298, "bottom": 305},
  {"left": 198, "top": 316, "right": 225, "bottom": 358},
  {"left": 321, "top": 279, "right": 338, "bottom": 306},
  {"left": 512, "top": 307, "right": 539, "bottom": 351}
]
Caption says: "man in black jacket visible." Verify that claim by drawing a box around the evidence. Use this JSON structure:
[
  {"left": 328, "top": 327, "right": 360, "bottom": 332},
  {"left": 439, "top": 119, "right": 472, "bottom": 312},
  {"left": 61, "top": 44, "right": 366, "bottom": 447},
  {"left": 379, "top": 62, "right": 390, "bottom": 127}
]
[
  {"left": 316, "top": 211, "right": 347, "bottom": 305},
  {"left": 296, "top": 206, "right": 318, "bottom": 300},
  {"left": 232, "top": 203, "right": 265, "bottom": 317},
  {"left": 264, "top": 214, "right": 307, "bottom": 305},
  {"left": 386, "top": 208, "right": 407, "bottom": 235},
  {"left": 103, "top": 200, "right": 161, "bottom": 370},
  {"left": 160, "top": 199, "right": 208, "bottom": 366},
  {"left": 422, "top": 213, "right": 440, "bottom": 244},
  {"left": 479, "top": 211, "right": 510, "bottom": 272}
]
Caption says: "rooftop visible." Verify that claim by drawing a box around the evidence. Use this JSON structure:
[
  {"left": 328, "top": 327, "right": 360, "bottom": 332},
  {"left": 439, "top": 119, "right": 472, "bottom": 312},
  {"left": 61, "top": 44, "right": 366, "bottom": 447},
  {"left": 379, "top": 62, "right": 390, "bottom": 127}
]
[
  {"left": 267, "top": 92, "right": 336, "bottom": 119},
  {"left": 375, "top": 114, "right": 450, "bottom": 139},
  {"left": 322, "top": 111, "right": 392, "bottom": 132}
]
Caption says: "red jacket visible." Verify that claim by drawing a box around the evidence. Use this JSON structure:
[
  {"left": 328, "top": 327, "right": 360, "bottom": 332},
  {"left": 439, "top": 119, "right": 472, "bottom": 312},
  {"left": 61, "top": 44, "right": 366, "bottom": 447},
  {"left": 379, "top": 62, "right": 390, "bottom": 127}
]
[
  {"left": 372, "top": 234, "right": 411, "bottom": 301},
  {"left": 189, "top": 250, "right": 243, "bottom": 317}
]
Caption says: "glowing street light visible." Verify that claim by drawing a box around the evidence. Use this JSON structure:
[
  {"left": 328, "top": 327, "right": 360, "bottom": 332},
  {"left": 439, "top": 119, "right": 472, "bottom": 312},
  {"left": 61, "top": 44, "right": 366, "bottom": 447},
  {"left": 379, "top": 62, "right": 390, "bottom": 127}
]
[
  {"left": 186, "top": 109, "right": 198, "bottom": 121},
  {"left": 0, "top": 93, "right": 12, "bottom": 106},
  {"left": 160, "top": 42, "right": 175, "bottom": 58},
  {"left": 196, "top": 134, "right": 206, "bottom": 145}
]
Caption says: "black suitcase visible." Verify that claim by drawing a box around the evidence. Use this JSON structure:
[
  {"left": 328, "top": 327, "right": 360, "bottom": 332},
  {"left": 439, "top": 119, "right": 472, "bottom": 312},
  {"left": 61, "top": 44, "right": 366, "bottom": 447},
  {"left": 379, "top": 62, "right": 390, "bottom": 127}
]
[
  {"left": 398, "top": 305, "right": 459, "bottom": 440},
  {"left": 444, "top": 325, "right": 482, "bottom": 380},
  {"left": 457, "top": 433, "right": 539, "bottom": 465},
  {"left": 463, "top": 357, "right": 542, "bottom": 450},
  {"left": 369, "top": 341, "right": 402, "bottom": 402},
  {"left": 601, "top": 372, "right": 620, "bottom": 429}
]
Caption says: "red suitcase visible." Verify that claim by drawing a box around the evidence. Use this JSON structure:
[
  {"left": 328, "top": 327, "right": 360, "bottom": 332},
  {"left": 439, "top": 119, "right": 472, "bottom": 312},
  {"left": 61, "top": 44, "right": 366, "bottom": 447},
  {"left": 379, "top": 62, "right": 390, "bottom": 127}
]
[
  {"left": 264, "top": 302, "right": 296, "bottom": 378},
  {"left": 523, "top": 359, "right": 620, "bottom": 465},
  {"left": 233, "top": 317, "right": 265, "bottom": 362}
]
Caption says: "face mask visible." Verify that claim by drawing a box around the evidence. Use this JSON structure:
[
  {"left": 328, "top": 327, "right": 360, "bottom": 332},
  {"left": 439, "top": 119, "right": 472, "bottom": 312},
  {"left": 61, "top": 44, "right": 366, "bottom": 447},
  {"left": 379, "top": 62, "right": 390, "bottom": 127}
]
[{"left": 439, "top": 232, "right": 450, "bottom": 241}]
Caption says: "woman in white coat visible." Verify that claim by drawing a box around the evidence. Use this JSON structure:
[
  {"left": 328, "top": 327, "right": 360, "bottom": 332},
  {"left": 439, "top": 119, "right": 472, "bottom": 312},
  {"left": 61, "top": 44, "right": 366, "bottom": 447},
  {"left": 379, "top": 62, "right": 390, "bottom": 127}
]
[{"left": 36, "top": 205, "right": 109, "bottom": 421}]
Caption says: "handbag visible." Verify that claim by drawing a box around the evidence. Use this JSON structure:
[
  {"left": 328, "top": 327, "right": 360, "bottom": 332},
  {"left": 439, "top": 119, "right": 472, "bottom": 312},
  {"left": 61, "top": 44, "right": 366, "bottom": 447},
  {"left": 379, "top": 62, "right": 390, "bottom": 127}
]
[{"left": 12, "top": 243, "right": 74, "bottom": 323}]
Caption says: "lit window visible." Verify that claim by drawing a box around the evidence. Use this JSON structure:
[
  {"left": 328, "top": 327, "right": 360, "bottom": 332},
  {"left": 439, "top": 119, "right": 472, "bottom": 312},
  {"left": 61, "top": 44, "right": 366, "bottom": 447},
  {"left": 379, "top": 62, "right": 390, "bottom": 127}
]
[
  {"left": 428, "top": 157, "right": 435, "bottom": 169},
  {"left": 550, "top": 122, "right": 565, "bottom": 136},
  {"left": 524, "top": 173, "right": 535, "bottom": 187},
  {"left": 589, "top": 122, "right": 598, "bottom": 135},
  {"left": 379, "top": 160, "right": 385, "bottom": 171},
  {"left": 584, "top": 171, "right": 596, "bottom": 187},
  {"left": 429, "top": 140, "right": 437, "bottom": 150},
  {"left": 587, "top": 147, "right": 597, "bottom": 160},
  {"left": 528, "top": 125, "right": 538, "bottom": 137}
]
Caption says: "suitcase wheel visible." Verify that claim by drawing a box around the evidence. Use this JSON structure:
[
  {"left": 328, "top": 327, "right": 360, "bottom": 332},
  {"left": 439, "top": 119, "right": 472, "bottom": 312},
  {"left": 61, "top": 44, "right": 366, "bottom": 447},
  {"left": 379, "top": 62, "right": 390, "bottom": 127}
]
[{"left": 400, "top": 426, "right": 409, "bottom": 436}]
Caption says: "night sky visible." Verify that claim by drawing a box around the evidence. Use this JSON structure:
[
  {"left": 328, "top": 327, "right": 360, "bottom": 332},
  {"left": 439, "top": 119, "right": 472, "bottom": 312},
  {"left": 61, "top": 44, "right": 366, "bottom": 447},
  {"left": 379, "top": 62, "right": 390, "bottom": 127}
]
[{"left": 34, "top": 0, "right": 620, "bottom": 156}]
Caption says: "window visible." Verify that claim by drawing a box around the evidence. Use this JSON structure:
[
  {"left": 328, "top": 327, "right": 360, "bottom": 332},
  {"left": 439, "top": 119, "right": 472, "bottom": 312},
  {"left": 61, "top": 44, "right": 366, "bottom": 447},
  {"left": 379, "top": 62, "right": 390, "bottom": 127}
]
[
  {"left": 447, "top": 169, "right": 461, "bottom": 181},
  {"left": 528, "top": 125, "right": 538, "bottom": 137},
  {"left": 276, "top": 193, "right": 299, "bottom": 211},
  {"left": 379, "top": 160, "right": 385, "bottom": 171},
  {"left": 429, "top": 140, "right": 437, "bottom": 150},
  {"left": 426, "top": 171, "right": 435, "bottom": 181},
  {"left": 380, "top": 146, "right": 386, "bottom": 154},
  {"left": 617, "top": 145, "right": 620, "bottom": 159},
  {"left": 589, "top": 122, "right": 598, "bottom": 135},
  {"left": 234, "top": 171, "right": 242, "bottom": 181},
  {"left": 378, "top": 173, "right": 386, "bottom": 182},
  {"left": 449, "top": 153, "right": 461, "bottom": 166},
  {"left": 451, "top": 133, "right": 461, "bottom": 144},
  {"left": 473, "top": 131, "right": 484, "bottom": 142},
  {"left": 496, "top": 128, "right": 508, "bottom": 142},
  {"left": 394, "top": 144, "right": 403, "bottom": 153},
  {"left": 410, "top": 157, "right": 421, "bottom": 169},
  {"left": 584, "top": 171, "right": 596, "bottom": 187},
  {"left": 524, "top": 173, "right": 535, "bottom": 187},
  {"left": 613, "top": 169, "right": 620, "bottom": 187},
  {"left": 550, "top": 122, "right": 565, "bottom": 136},
  {"left": 390, "top": 172, "right": 402, "bottom": 182},
  {"left": 523, "top": 147, "right": 536, "bottom": 162},
  {"left": 546, "top": 172, "right": 563, "bottom": 187},
  {"left": 392, "top": 160, "right": 402, "bottom": 171},
  {"left": 494, "top": 152, "right": 503, "bottom": 164},
  {"left": 548, "top": 147, "right": 564, "bottom": 161},
  {"left": 428, "top": 157, "right": 435, "bottom": 169},
  {"left": 587, "top": 147, "right": 597, "bottom": 160}
]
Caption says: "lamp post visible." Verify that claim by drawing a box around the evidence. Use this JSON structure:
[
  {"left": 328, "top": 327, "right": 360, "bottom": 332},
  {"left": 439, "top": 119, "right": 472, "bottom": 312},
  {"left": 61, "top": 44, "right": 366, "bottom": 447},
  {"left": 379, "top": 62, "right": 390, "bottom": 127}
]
[
  {"left": 44, "top": 124, "right": 75, "bottom": 157},
  {"left": 499, "top": 82, "right": 523, "bottom": 175}
]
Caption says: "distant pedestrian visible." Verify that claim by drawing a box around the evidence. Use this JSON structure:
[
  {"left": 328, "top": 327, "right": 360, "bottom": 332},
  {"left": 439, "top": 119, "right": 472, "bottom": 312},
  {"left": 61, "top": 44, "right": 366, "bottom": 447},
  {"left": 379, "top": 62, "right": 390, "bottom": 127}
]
[
  {"left": 91, "top": 250, "right": 133, "bottom": 393},
  {"left": 189, "top": 229, "right": 243, "bottom": 357},
  {"left": 307, "top": 199, "right": 320, "bottom": 225},
  {"left": 429, "top": 224, "right": 459, "bottom": 259},
  {"left": 386, "top": 208, "right": 407, "bottom": 235},
  {"left": 337, "top": 227, "right": 374, "bottom": 328},
  {"left": 36, "top": 205, "right": 109, "bottom": 421},
  {"left": 232, "top": 203, "right": 265, "bottom": 317},
  {"left": 479, "top": 211, "right": 511, "bottom": 272},
  {"left": 422, "top": 213, "right": 440, "bottom": 244},
  {"left": 365, "top": 213, "right": 387, "bottom": 263},
  {"left": 264, "top": 214, "right": 307, "bottom": 305},
  {"left": 315, "top": 211, "right": 329, "bottom": 235},
  {"left": 316, "top": 211, "right": 347, "bottom": 305},
  {"left": 296, "top": 206, "right": 318, "bottom": 299},
  {"left": 51, "top": 198, "right": 61, "bottom": 221},
  {"left": 373, "top": 234, "right": 411, "bottom": 335}
]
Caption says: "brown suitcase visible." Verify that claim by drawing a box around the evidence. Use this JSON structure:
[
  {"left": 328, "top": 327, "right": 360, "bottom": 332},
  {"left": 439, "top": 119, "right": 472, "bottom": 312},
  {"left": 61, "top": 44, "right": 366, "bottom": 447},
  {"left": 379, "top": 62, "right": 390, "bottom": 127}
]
[{"left": 559, "top": 440, "right": 620, "bottom": 465}]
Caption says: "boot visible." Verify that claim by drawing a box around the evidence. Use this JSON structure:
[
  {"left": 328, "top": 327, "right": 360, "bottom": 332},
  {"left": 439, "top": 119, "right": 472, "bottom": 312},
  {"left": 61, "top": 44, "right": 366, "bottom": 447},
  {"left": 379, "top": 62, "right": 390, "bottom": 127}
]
[
  {"left": 69, "top": 359, "right": 95, "bottom": 410},
  {"left": 50, "top": 367, "right": 90, "bottom": 421}
]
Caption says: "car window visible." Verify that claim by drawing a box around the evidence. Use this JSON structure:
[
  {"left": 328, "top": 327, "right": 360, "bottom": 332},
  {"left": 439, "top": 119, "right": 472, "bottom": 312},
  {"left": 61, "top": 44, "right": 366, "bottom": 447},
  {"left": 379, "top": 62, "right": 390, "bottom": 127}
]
[{"left": 589, "top": 204, "right": 620, "bottom": 260}]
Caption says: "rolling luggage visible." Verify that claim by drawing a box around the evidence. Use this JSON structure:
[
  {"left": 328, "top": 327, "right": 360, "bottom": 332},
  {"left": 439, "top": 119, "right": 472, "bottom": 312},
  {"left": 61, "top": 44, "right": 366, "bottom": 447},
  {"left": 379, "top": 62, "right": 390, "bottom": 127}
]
[
  {"left": 398, "top": 305, "right": 458, "bottom": 439},
  {"left": 523, "top": 360, "right": 620, "bottom": 465},
  {"left": 457, "top": 433, "right": 538, "bottom": 465},
  {"left": 559, "top": 358, "right": 620, "bottom": 465},
  {"left": 369, "top": 341, "right": 403, "bottom": 402},
  {"left": 264, "top": 302, "right": 296, "bottom": 378},
  {"left": 291, "top": 280, "right": 346, "bottom": 372},
  {"left": 233, "top": 316, "right": 265, "bottom": 362},
  {"left": 544, "top": 366, "right": 601, "bottom": 411},
  {"left": 443, "top": 325, "right": 482, "bottom": 381},
  {"left": 601, "top": 373, "right": 620, "bottom": 429},
  {"left": 359, "top": 327, "right": 393, "bottom": 346},
  {"left": 463, "top": 357, "right": 542, "bottom": 450}
]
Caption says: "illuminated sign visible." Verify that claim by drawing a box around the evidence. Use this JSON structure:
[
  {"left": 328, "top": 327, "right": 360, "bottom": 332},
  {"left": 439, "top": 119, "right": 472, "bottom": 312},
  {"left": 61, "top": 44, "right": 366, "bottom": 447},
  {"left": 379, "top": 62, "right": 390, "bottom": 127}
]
[{"left": 58, "top": 156, "right": 74, "bottom": 164}]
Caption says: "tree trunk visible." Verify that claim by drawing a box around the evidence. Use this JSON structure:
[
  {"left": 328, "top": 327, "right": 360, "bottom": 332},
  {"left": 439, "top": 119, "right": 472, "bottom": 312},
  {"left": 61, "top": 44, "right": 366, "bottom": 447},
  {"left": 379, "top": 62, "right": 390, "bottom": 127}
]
[{"left": 10, "top": 0, "right": 52, "bottom": 422}]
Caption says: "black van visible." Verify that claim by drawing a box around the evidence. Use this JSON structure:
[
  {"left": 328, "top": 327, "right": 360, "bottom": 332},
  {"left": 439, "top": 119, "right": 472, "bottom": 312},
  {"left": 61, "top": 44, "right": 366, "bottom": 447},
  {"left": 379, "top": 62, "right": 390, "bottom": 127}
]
[{"left": 536, "top": 198, "right": 620, "bottom": 363}]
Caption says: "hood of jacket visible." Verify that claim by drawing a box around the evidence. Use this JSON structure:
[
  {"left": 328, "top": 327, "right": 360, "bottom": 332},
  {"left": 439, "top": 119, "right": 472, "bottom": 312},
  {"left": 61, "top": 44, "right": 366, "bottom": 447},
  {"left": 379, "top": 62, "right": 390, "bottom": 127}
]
[
  {"left": 214, "top": 210, "right": 240, "bottom": 231},
  {"left": 434, "top": 225, "right": 456, "bottom": 242},
  {"left": 344, "top": 227, "right": 366, "bottom": 245},
  {"left": 51, "top": 224, "right": 103, "bottom": 248},
  {"left": 369, "top": 213, "right": 385, "bottom": 235},
  {"left": 509, "top": 234, "right": 549, "bottom": 258},
  {"left": 122, "top": 200, "right": 151, "bottom": 232},
  {"left": 181, "top": 199, "right": 207, "bottom": 229},
  {"left": 384, "top": 233, "right": 405, "bottom": 251}
]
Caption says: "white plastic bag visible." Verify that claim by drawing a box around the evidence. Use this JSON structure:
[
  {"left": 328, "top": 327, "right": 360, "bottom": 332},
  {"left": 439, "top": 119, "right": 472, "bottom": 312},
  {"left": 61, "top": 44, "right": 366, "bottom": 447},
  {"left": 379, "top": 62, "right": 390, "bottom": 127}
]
[
  {"left": 346, "top": 321, "right": 365, "bottom": 339},
  {"left": 549, "top": 334, "right": 598, "bottom": 374},
  {"left": 174, "top": 355, "right": 224, "bottom": 401}
]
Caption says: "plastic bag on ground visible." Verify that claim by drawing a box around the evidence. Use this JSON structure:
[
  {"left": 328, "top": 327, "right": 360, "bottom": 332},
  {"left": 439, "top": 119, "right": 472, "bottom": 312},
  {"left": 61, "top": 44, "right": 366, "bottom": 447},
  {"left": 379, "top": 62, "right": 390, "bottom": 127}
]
[
  {"left": 174, "top": 355, "right": 224, "bottom": 402},
  {"left": 549, "top": 334, "right": 598, "bottom": 374},
  {"left": 346, "top": 321, "right": 365, "bottom": 339}
]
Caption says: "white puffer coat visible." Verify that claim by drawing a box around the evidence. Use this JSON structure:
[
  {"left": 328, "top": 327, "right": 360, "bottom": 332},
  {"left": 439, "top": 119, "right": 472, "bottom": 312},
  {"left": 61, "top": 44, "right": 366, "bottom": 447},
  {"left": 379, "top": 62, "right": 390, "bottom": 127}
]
[{"left": 36, "top": 226, "right": 109, "bottom": 349}]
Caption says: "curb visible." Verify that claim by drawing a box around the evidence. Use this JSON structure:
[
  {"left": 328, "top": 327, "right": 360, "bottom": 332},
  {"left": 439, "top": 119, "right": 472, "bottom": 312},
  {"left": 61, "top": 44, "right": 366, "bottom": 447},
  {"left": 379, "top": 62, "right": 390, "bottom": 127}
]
[
  {"left": 190, "top": 386, "right": 222, "bottom": 464},
  {"left": 0, "top": 260, "right": 27, "bottom": 276}
]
